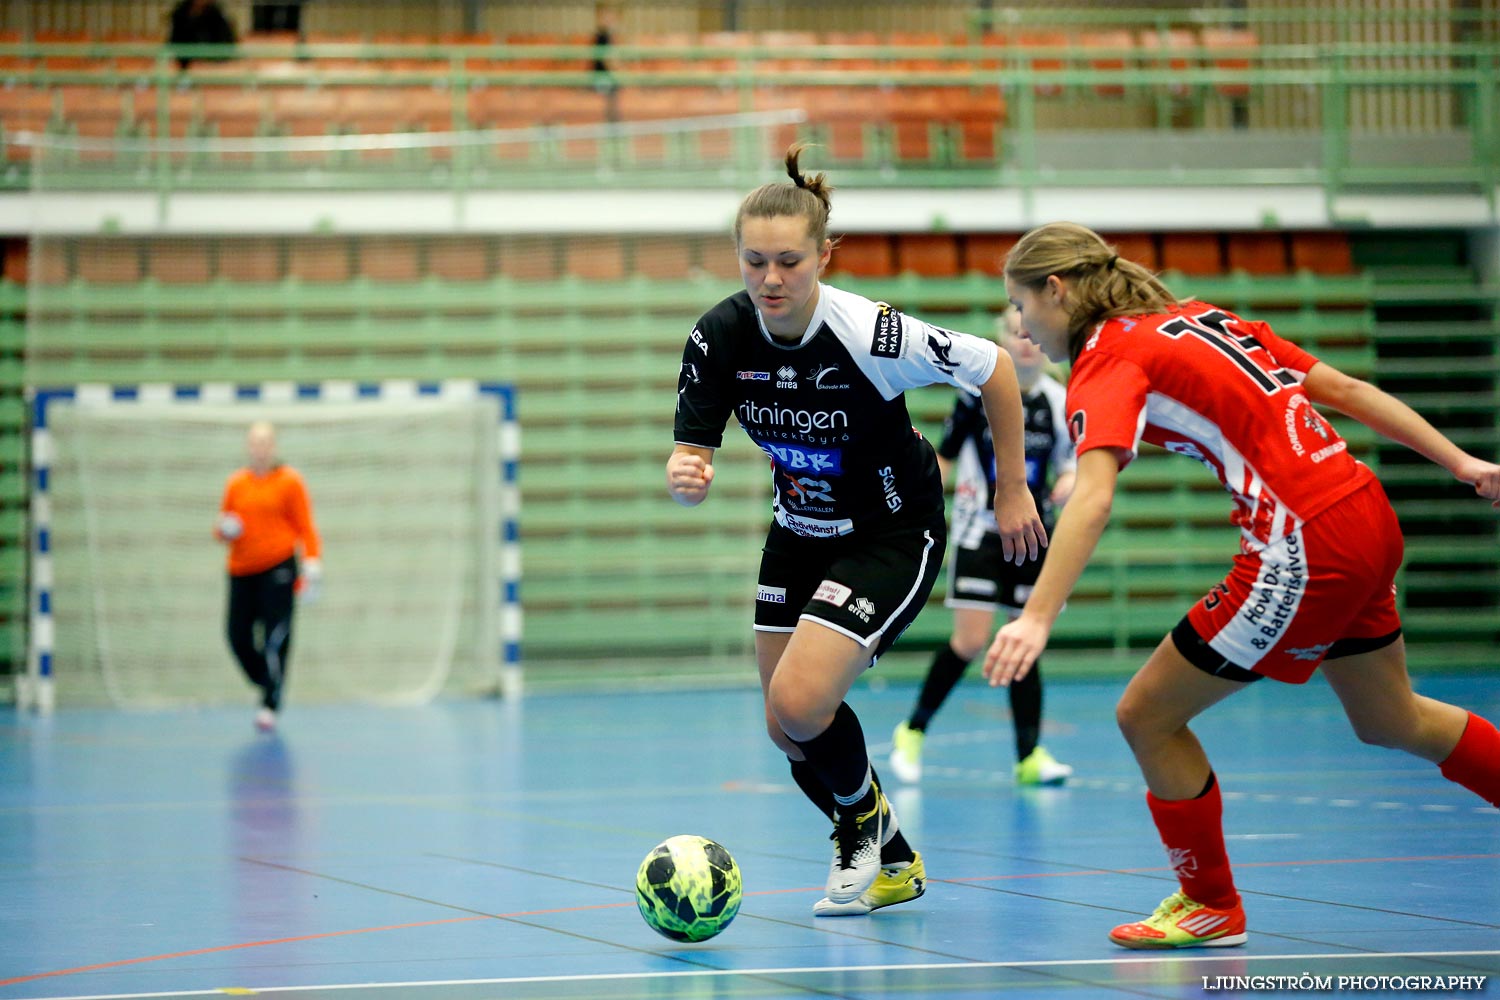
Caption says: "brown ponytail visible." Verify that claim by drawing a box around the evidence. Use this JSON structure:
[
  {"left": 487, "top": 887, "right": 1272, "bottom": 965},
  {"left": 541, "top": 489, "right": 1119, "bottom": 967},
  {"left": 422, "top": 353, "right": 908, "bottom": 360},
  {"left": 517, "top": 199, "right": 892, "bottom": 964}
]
[
  {"left": 734, "top": 143, "right": 834, "bottom": 246},
  {"left": 1005, "top": 222, "right": 1178, "bottom": 362}
]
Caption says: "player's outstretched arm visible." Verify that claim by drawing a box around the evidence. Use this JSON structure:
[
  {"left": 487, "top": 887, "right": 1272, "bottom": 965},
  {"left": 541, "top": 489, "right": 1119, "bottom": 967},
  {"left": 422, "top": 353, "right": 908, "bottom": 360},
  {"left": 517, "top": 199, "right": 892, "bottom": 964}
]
[
  {"left": 977, "top": 352, "right": 1047, "bottom": 563},
  {"left": 667, "top": 444, "right": 716, "bottom": 507},
  {"left": 984, "top": 448, "right": 1122, "bottom": 687},
  {"left": 1303, "top": 362, "right": 1500, "bottom": 508}
]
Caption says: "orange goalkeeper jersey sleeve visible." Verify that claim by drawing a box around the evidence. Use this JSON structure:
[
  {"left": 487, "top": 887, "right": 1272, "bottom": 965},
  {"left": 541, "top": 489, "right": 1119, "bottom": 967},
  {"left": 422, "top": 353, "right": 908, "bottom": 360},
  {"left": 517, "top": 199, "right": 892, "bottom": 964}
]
[{"left": 219, "top": 465, "right": 322, "bottom": 577}]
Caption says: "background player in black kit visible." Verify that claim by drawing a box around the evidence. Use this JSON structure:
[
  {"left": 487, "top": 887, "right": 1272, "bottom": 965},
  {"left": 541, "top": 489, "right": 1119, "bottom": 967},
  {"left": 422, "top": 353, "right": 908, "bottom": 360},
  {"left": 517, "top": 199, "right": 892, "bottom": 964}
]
[
  {"left": 667, "top": 144, "right": 1046, "bottom": 916},
  {"left": 891, "top": 306, "right": 1077, "bottom": 787}
]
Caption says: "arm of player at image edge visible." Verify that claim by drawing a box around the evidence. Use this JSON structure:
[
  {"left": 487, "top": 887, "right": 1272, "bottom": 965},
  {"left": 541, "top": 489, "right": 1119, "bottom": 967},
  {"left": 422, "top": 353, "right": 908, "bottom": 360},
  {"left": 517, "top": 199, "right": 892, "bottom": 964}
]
[
  {"left": 667, "top": 444, "right": 716, "bottom": 507},
  {"left": 1302, "top": 361, "right": 1500, "bottom": 508},
  {"left": 977, "top": 350, "right": 1048, "bottom": 563},
  {"left": 984, "top": 447, "right": 1124, "bottom": 688},
  {"left": 292, "top": 474, "right": 324, "bottom": 604}
]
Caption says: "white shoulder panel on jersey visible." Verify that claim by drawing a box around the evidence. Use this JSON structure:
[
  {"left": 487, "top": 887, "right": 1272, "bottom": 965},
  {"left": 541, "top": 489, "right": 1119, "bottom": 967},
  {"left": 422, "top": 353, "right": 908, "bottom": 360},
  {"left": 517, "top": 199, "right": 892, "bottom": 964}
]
[{"left": 820, "top": 285, "right": 998, "bottom": 401}]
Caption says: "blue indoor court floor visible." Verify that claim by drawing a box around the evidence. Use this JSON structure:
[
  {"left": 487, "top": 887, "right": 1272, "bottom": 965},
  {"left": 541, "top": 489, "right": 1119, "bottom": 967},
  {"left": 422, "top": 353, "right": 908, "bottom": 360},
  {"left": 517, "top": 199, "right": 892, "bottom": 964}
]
[{"left": 1, "top": 672, "right": 1497, "bottom": 1000}]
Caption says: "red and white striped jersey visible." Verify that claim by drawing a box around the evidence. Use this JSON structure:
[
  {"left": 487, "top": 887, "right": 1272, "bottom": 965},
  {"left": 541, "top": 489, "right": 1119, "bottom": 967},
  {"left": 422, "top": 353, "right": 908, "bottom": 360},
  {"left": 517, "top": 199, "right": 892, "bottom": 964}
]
[{"left": 1064, "top": 301, "right": 1373, "bottom": 546}]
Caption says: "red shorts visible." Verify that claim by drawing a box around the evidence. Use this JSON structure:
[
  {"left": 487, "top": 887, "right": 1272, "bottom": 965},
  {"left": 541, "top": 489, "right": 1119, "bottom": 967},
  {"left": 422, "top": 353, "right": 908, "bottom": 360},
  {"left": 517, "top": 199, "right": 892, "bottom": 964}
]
[{"left": 1182, "top": 477, "right": 1404, "bottom": 684}]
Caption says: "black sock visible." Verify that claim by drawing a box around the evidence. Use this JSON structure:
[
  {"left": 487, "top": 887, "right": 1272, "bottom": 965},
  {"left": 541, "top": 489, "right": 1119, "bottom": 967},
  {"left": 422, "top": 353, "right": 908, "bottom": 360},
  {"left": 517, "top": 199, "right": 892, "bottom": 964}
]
[
  {"left": 789, "top": 756, "right": 835, "bottom": 822},
  {"left": 909, "top": 643, "right": 970, "bottom": 732},
  {"left": 790, "top": 701, "right": 870, "bottom": 806},
  {"left": 1009, "top": 657, "right": 1042, "bottom": 761},
  {"left": 869, "top": 765, "right": 915, "bottom": 865}
]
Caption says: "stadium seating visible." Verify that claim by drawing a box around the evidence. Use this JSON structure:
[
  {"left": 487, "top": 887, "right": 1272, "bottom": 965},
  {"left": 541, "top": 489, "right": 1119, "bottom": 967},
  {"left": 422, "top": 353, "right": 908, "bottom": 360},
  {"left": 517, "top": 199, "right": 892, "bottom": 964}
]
[{"left": 14, "top": 224, "right": 1467, "bottom": 669}]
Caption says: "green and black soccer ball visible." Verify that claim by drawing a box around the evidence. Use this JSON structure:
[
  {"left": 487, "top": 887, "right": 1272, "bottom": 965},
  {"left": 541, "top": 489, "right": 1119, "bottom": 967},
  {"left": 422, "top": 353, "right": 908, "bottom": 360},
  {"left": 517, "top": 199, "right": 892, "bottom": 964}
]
[{"left": 634, "top": 834, "right": 742, "bottom": 942}]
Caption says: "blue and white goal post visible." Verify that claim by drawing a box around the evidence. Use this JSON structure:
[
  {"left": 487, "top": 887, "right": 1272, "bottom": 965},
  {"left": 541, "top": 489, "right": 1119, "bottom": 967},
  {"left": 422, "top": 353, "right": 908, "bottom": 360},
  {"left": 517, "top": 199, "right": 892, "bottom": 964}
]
[{"left": 20, "top": 379, "right": 520, "bottom": 713}]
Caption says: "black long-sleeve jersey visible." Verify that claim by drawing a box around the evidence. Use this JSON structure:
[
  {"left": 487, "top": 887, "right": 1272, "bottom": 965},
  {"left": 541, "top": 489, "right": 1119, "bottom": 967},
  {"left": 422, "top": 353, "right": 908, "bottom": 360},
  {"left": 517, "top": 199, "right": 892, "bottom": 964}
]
[{"left": 674, "top": 284, "right": 999, "bottom": 539}]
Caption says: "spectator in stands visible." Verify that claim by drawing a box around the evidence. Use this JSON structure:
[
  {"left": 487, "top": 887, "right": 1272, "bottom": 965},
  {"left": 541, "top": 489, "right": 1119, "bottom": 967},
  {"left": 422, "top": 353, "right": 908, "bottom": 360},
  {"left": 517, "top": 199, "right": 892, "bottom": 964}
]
[
  {"left": 890, "top": 305, "right": 1077, "bottom": 788},
  {"left": 167, "top": 0, "right": 238, "bottom": 70},
  {"left": 214, "top": 421, "right": 322, "bottom": 733},
  {"left": 592, "top": 1, "right": 620, "bottom": 122},
  {"left": 668, "top": 143, "right": 1046, "bottom": 918},
  {"left": 984, "top": 221, "right": 1500, "bottom": 950}
]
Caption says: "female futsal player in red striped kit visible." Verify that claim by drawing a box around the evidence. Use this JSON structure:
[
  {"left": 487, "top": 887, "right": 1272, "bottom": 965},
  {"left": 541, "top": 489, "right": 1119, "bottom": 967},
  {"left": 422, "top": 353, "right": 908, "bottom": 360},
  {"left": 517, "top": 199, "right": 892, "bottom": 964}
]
[{"left": 984, "top": 221, "right": 1500, "bottom": 949}]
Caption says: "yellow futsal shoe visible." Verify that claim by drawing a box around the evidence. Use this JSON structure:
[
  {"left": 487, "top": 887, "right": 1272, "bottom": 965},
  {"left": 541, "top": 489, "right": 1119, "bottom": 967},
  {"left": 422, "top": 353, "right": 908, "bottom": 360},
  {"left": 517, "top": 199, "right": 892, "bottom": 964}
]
[
  {"left": 1109, "top": 891, "right": 1247, "bottom": 949},
  {"left": 813, "top": 852, "right": 927, "bottom": 916},
  {"left": 889, "top": 722, "right": 924, "bottom": 783},
  {"left": 1015, "top": 746, "right": 1073, "bottom": 786}
]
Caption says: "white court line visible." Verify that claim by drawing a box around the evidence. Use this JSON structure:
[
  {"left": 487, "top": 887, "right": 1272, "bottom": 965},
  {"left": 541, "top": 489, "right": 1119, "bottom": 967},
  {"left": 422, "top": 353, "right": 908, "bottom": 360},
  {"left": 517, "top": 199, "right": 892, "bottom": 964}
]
[{"left": 22, "top": 950, "right": 1500, "bottom": 1000}]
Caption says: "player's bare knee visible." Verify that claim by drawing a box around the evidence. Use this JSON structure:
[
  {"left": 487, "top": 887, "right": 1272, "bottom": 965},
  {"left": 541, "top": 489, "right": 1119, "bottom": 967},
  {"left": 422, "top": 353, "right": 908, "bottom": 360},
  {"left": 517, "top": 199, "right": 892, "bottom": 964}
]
[
  {"left": 948, "top": 631, "right": 987, "bottom": 662},
  {"left": 1115, "top": 693, "right": 1160, "bottom": 749},
  {"left": 1347, "top": 714, "right": 1412, "bottom": 751}
]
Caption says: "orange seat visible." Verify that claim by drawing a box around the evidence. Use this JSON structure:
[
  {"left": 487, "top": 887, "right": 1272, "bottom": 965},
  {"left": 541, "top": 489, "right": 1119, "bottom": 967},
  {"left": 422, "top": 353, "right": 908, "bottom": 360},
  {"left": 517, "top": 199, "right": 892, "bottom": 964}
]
[
  {"left": 0, "top": 86, "right": 58, "bottom": 135},
  {"left": 755, "top": 31, "right": 819, "bottom": 73},
  {"left": 1227, "top": 232, "right": 1290, "bottom": 275},
  {"left": 1136, "top": 28, "right": 1197, "bottom": 98},
  {"left": 1202, "top": 28, "right": 1257, "bottom": 97},
  {"left": 1080, "top": 30, "right": 1134, "bottom": 97},
  {"left": 692, "top": 233, "right": 741, "bottom": 281},
  {"left": 0, "top": 29, "right": 32, "bottom": 74},
  {"left": 201, "top": 87, "right": 271, "bottom": 137},
  {"left": 2, "top": 239, "right": 28, "bottom": 284},
  {"left": 499, "top": 235, "right": 562, "bottom": 282},
  {"left": 288, "top": 237, "right": 352, "bottom": 283},
  {"left": 974, "top": 32, "right": 1009, "bottom": 72},
  {"left": 1159, "top": 231, "right": 1225, "bottom": 275},
  {"left": 270, "top": 87, "right": 344, "bottom": 134},
  {"left": 831, "top": 234, "right": 895, "bottom": 278},
  {"left": 822, "top": 32, "right": 880, "bottom": 72},
  {"left": 564, "top": 235, "right": 630, "bottom": 281},
  {"left": 504, "top": 34, "right": 591, "bottom": 73},
  {"left": 891, "top": 32, "right": 962, "bottom": 77},
  {"left": 1106, "top": 232, "right": 1161, "bottom": 271},
  {"left": 428, "top": 236, "right": 496, "bottom": 282},
  {"left": 438, "top": 32, "right": 498, "bottom": 73},
  {"left": 217, "top": 237, "right": 283, "bottom": 283},
  {"left": 697, "top": 31, "right": 755, "bottom": 73},
  {"left": 149, "top": 242, "right": 214, "bottom": 285},
  {"left": 35, "top": 31, "right": 94, "bottom": 72},
  {"left": 29, "top": 242, "right": 71, "bottom": 285},
  {"left": 963, "top": 233, "right": 1019, "bottom": 276},
  {"left": 630, "top": 235, "right": 696, "bottom": 281},
  {"left": 896, "top": 234, "right": 961, "bottom": 278},
  {"left": 75, "top": 238, "right": 143, "bottom": 284},
  {"left": 369, "top": 33, "right": 447, "bottom": 75},
  {"left": 1016, "top": 31, "right": 1069, "bottom": 97},
  {"left": 630, "top": 32, "right": 695, "bottom": 73},
  {"left": 361, "top": 238, "right": 423, "bottom": 282},
  {"left": 1290, "top": 231, "right": 1355, "bottom": 275}
]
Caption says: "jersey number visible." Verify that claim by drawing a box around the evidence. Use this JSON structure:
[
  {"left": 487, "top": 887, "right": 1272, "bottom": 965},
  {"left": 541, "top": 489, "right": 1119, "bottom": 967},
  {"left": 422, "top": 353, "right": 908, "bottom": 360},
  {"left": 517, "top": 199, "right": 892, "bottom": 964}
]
[{"left": 1157, "top": 310, "right": 1298, "bottom": 395}]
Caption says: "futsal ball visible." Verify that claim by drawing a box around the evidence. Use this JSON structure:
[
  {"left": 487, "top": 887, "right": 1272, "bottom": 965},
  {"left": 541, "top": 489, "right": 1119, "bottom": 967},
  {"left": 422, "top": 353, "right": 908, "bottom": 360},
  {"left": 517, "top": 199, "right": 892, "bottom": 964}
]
[
  {"left": 634, "top": 835, "right": 742, "bottom": 942},
  {"left": 217, "top": 512, "right": 244, "bottom": 540}
]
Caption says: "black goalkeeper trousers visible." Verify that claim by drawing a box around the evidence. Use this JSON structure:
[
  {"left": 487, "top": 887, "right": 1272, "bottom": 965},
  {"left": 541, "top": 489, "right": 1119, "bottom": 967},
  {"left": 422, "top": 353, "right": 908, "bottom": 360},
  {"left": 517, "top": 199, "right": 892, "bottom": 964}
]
[{"left": 226, "top": 557, "right": 297, "bottom": 711}]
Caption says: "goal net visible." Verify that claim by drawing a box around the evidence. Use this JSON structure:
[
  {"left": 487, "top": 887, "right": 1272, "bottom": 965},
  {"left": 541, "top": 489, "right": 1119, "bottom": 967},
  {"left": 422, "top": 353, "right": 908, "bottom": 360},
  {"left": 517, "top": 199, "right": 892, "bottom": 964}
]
[{"left": 25, "top": 381, "right": 519, "bottom": 711}]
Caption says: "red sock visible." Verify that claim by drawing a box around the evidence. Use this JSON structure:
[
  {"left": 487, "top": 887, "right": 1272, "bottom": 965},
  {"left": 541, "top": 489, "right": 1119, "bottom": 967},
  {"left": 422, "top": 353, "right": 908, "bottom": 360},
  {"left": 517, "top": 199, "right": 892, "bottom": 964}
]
[
  {"left": 1439, "top": 712, "right": 1500, "bottom": 808},
  {"left": 1146, "top": 774, "right": 1240, "bottom": 911}
]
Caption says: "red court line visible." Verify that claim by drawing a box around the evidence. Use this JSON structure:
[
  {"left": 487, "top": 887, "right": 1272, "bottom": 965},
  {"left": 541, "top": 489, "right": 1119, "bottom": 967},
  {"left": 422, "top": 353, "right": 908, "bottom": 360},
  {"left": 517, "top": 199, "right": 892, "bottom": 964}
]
[{"left": 5, "top": 853, "right": 1496, "bottom": 989}]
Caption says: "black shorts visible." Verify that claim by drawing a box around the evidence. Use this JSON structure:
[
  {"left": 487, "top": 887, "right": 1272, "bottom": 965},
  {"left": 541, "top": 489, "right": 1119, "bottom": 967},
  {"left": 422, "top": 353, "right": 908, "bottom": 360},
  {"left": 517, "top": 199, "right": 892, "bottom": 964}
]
[
  {"left": 755, "top": 512, "right": 947, "bottom": 662},
  {"left": 945, "top": 528, "right": 1044, "bottom": 614}
]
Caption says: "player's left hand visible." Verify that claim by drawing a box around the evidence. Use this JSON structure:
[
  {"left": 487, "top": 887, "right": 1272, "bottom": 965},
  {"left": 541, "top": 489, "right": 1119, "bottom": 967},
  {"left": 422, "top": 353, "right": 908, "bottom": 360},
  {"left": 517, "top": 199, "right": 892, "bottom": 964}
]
[
  {"left": 993, "top": 490, "right": 1048, "bottom": 565},
  {"left": 984, "top": 614, "right": 1051, "bottom": 687},
  {"left": 299, "top": 558, "right": 323, "bottom": 605}
]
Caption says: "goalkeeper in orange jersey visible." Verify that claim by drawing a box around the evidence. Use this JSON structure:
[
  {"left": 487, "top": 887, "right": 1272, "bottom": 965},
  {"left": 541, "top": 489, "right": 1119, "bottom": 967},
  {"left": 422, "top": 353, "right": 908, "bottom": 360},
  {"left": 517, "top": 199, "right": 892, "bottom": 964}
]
[{"left": 214, "top": 420, "right": 322, "bottom": 732}]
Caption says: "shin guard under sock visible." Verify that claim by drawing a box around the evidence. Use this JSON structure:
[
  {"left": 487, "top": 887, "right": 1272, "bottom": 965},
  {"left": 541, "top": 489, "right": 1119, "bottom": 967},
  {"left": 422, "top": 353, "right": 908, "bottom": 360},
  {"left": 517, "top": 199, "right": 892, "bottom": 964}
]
[
  {"left": 1146, "top": 773, "right": 1240, "bottom": 911},
  {"left": 1439, "top": 712, "right": 1500, "bottom": 808}
]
